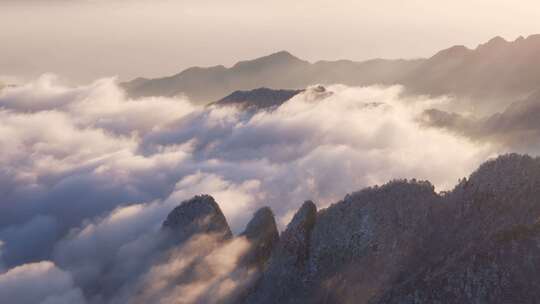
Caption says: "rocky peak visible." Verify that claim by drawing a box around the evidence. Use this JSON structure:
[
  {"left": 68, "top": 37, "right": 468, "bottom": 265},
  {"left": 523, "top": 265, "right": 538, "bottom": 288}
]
[
  {"left": 162, "top": 194, "right": 232, "bottom": 243},
  {"left": 430, "top": 45, "right": 471, "bottom": 61},
  {"left": 241, "top": 207, "right": 279, "bottom": 241},
  {"left": 244, "top": 201, "right": 317, "bottom": 304},
  {"left": 235, "top": 50, "right": 304, "bottom": 66},
  {"left": 442, "top": 154, "right": 540, "bottom": 246},
  {"left": 239, "top": 207, "right": 280, "bottom": 269},
  {"left": 266, "top": 50, "right": 302, "bottom": 63},
  {"left": 212, "top": 87, "right": 304, "bottom": 110},
  {"left": 478, "top": 35, "right": 509, "bottom": 49},
  {"left": 466, "top": 153, "right": 538, "bottom": 188},
  {"left": 231, "top": 51, "right": 308, "bottom": 73},
  {"left": 258, "top": 200, "right": 318, "bottom": 272},
  {"left": 449, "top": 154, "right": 540, "bottom": 211},
  {"left": 279, "top": 200, "right": 317, "bottom": 264}
]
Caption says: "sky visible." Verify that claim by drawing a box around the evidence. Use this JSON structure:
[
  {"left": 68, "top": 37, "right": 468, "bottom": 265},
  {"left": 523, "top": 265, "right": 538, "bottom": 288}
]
[
  {"left": 2, "top": 0, "right": 540, "bottom": 83},
  {"left": 0, "top": 2, "right": 530, "bottom": 302}
]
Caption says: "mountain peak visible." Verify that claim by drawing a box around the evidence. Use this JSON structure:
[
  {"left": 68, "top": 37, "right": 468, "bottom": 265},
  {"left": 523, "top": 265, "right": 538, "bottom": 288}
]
[
  {"left": 239, "top": 207, "right": 280, "bottom": 269},
  {"left": 270, "top": 50, "right": 299, "bottom": 59},
  {"left": 212, "top": 87, "right": 304, "bottom": 110},
  {"left": 259, "top": 50, "right": 302, "bottom": 63},
  {"left": 488, "top": 35, "right": 508, "bottom": 44},
  {"left": 162, "top": 194, "right": 232, "bottom": 242},
  {"left": 477, "top": 35, "right": 509, "bottom": 50},
  {"left": 232, "top": 50, "right": 307, "bottom": 70},
  {"left": 430, "top": 45, "right": 471, "bottom": 60}
]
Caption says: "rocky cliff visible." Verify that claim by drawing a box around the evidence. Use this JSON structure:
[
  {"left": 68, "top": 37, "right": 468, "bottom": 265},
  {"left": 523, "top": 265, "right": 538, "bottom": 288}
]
[{"left": 164, "top": 154, "right": 540, "bottom": 303}]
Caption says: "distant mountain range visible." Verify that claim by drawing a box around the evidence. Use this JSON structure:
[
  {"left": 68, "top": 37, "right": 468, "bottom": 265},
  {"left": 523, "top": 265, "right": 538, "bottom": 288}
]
[
  {"left": 123, "top": 35, "right": 540, "bottom": 113},
  {"left": 122, "top": 50, "right": 419, "bottom": 104},
  {"left": 162, "top": 154, "right": 540, "bottom": 304},
  {"left": 420, "top": 87, "right": 540, "bottom": 152}
]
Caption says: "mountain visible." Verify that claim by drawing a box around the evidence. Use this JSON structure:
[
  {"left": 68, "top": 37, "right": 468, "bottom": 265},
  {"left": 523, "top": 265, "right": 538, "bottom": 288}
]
[
  {"left": 165, "top": 154, "right": 540, "bottom": 303},
  {"left": 421, "top": 89, "right": 540, "bottom": 151},
  {"left": 162, "top": 194, "right": 233, "bottom": 243},
  {"left": 123, "top": 35, "right": 540, "bottom": 112},
  {"left": 238, "top": 207, "right": 280, "bottom": 270},
  {"left": 122, "top": 51, "right": 422, "bottom": 104},
  {"left": 210, "top": 87, "right": 304, "bottom": 110},
  {"left": 244, "top": 200, "right": 317, "bottom": 303},
  {"left": 402, "top": 35, "right": 540, "bottom": 113}
]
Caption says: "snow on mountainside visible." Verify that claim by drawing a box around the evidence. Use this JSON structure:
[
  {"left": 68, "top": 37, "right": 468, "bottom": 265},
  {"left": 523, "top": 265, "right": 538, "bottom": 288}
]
[{"left": 160, "top": 154, "right": 540, "bottom": 304}]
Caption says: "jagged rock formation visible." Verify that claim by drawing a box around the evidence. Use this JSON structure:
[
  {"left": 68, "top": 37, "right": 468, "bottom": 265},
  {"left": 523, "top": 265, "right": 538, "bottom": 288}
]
[
  {"left": 211, "top": 87, "right": 304, "bottom": 110},
  {"left": 162, "top": 154, "right": 540, "bottom": 304},
  {"left": 162, "top": 194, "right": 232, "bottom": 243},
  {"left": 245, "top": 201, "right": 317, "bottom": 304},
  {"left": 239, "top": 207, "right": 280, "bottom": 270},
  {"left": 239, "top": 155, "right": 540, "bottom": 303},
  {"left": 162, "top": 199, "right": 280, "bottom": 272}
]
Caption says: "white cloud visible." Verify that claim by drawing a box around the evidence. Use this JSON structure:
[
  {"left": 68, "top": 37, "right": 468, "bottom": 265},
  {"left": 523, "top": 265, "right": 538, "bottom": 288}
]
[
  {"left": 0, "top": 261, "right": 86, "bottom": 304},
  {"left": 51, "top": 172, "right": 262, "bottom": 301},
  {"left": 0, "top": 76, "right": 498, "bottom": 302}
]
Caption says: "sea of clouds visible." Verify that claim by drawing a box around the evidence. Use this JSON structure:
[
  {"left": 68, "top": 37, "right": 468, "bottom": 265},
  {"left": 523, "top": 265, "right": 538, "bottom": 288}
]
[{"left": 0, "top": 75, "right": 497, "bottom": 303}]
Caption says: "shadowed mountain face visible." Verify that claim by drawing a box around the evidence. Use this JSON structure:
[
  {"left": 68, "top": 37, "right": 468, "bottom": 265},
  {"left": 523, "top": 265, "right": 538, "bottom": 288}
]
[
  {"left": 162, "top": 194, "right": 233, "bottom": 243},
  {"left": 210, "top": 87, "right": 304, "bottom": 110},
  {"left": 239, "top": 207, "right": 280, "bottom": 270},
  {"left": 124, "top": 35, "right": 540, "bottom": 112},
  {"left": 165, "top": 154, "right": 540, "bottom": 303}
]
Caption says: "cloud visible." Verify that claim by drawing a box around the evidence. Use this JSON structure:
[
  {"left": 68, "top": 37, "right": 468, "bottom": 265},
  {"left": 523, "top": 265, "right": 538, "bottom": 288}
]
[
  {"left": 52, "top": 173, "right": 261, "bottom": 302},
  {"left": 0, "top": 261, "right": 86, "bottom": 304},
  {"left": 144, "top": 85, "right": 493, "bottom": 224},
  {"left": 120, "top": 234, "right": 254, "bottom": 304},
  {"left": 0, "top": 76, "right": 498, "bottom": 302},
  {"left": 0, "top": 76, "right": 196, "bottom": 268},
  {"left": 0, "top": 215, "right": 59, "bottom": 267},
  {"left": 420, "top": 90, "right": 540, "bottom": 156}
]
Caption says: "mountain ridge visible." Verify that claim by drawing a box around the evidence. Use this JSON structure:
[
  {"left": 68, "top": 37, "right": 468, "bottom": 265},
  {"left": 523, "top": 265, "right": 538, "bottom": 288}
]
[
  {"left": 123, "top": 34, "right": 540, "bottom": 112},
  {"left": 121, "top": 50, "right": 422, "bottom": 104},
  {"left": 161, "top": 153, "right": 540, "bottom": 303}
]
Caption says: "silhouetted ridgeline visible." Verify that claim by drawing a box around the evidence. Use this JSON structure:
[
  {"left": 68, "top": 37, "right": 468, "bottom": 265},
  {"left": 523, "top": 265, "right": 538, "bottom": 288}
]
[
  {"left": 121, "top": 50, "right": 420, "bottom": 104},
  {"left": 124, "top": 35, "right": 540, "bottom": 113},
  {"left": 161, "top": 153, "right": 540, "bottom": 303}
]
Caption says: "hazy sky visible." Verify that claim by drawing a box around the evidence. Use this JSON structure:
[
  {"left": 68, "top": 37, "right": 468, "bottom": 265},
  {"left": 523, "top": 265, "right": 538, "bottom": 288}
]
[{"left": 2, "top": 0, "right": 540, "bottom": 83}]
